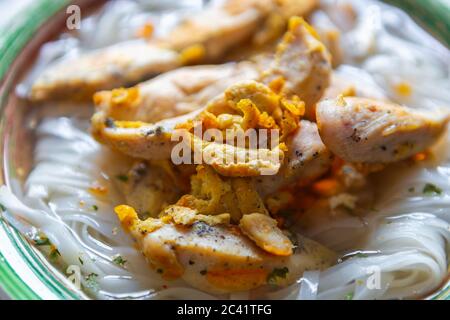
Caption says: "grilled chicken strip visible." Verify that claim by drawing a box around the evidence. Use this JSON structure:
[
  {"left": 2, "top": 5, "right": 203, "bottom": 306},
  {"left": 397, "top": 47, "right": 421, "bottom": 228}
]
[
  {"left": 91, "top": 110, "right": 199, "bottom": 161},
  {"left": 92, "top": 17, "right": 331, "bottom": 160},
  {"left": 261, "top": 17, "right": 331, "bottom": 118},
  {"left": 93, "top": 15, "right": 330, "bottom": 125},
  {"left": 30, "top": 0, "right": 318, "bottom": 102},
  {"left": 94, "top": 62, "right": 259, "bottom": 124},
  {"left": 30, "top": 41, "right": 180, "bottom": 102},
  {"left": 255, "top": 120, "right": 332, "bottom": 197},
  {"left": 116, "top": 206, "right": 336, "bottom": 294},
  {"left": 117, "top": 161, "right": 186, "bottom": 217},
  {"left": 316, "top": 96, "right": 449, "bottom": 163}
]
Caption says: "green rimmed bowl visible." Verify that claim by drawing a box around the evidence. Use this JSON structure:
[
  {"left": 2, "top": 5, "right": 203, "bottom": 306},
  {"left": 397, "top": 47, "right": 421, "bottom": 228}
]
[{"left": 0, "top": 0, "right": 449, "bottom": 300}]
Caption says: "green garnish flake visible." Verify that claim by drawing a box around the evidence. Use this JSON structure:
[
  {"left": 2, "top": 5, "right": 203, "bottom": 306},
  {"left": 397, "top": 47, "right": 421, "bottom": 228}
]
[
  {"left": 116, "top": 174, "right": 129, "bottom": 182},
  {"left": 423, "top": 183, "right": 442, "bottom": 196},
  {"left": 112, "top": 255, "right": 127, "bottom": 267},
  {"left": 344, "top": 292, "right": 354, "bottom": 300},
  {"left": 267, "top": 267, "right": 289, "bottom": 285},
  {"left": 92, "top": 205, "right": 98, "bottom": 211},
  {"left": 78, "top": 257, "right": 84, "bottom": 265},
  {"left": 0, "top": 203, "right": 6, "bottom": 212},
  {"left": 85, "top": 273, "right": 99, "bottom": 290},
  {"left": 355, "top": 253, "right": 369, "bottom": 258}
]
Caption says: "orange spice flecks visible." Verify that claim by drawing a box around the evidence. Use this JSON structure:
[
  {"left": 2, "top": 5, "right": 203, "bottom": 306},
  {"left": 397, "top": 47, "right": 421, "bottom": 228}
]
[
  {"left": 312, "top": 178, "right": 341, "bottom": 197},
  {"left": 394, "top": 82, "right": 412, "bottom": 97},
  {"left": 412, "top": 152, "right": 427, "bottom": 162}
]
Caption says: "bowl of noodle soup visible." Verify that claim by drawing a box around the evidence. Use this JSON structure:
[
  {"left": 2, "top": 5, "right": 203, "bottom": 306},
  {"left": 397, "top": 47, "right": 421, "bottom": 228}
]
[{"left": 0, "top": 0, "right": 449, "bottom": 300}]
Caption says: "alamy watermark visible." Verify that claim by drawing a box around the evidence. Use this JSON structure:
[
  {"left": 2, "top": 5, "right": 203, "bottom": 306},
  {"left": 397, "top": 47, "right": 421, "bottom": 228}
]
[{"left": 66, "top": 5, "right": 81, "bottom": 30}]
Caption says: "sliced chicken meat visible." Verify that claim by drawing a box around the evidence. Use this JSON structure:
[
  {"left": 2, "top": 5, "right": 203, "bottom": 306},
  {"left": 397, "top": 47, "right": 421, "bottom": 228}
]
[
  {"left": 93, "top": 15, "right": 331, "bottom": 125},
  {"left": 94, "top": 62, "right": 259, "bottom": 123},
  {"left": 91, "top": 109, "right": 199, "bottom": 161},
  {"left": 30, "top": 41, "right": 180, "bottom": 102},
  {"left": 91, "top": 18, "right": 332, "bottom": 170},
  {"left": 254, "top": 120, "right": 333, "bottom": 197},
  {"left": 261, "top": 17, "right": 331, "bottom": 119},
  {"left": 115, "top": 161, "right": 186, "bottom": 217},
  {"left": 116, "top": 205, "right": 336, "bottom": 294},
  {"left": 316, "top": 96, "right": 449, "bottom": 163}
]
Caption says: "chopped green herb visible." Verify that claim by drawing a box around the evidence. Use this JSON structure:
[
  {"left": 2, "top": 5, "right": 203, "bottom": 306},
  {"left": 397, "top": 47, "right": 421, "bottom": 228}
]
[
  {"left": 78, "top": 257, "right": 84, "bottom": 265},
  {"left": 116, "top": 174, "right": 129, "bottom": 182},
  {"left": 423, "top": 183, "right": 442, "bottom": 196},
  {"left": 0, "top": 203, "right": 5, "bottom": 212},
  {"left": 34, "top": 235, "right": 51, "bottom": 246},
  {"left": 112, "top": 255, "right": 127, "bottom": 267},
  {"left": 92, "top": 205, "right": 98, "bottom": 211},
  {"left": 344, "top": 292, "right": 354, "bottom": 300},
  {"left": 355, "top": 253, "right": 369, "bottom": 258},
  {"left": 85, "top": 273, "right": 99, "bottom": 290},
  {"left": 267, "top": 267, "right": 289, "bottom": 285},
  {"left": 200, "top": 269, "right": 207, "bottom": 276}
]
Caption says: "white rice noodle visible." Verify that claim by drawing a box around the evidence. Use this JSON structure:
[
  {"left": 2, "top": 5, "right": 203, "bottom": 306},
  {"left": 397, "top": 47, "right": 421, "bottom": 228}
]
[{"left": 0, "top": 118, "right": 195, "bottom": 298}]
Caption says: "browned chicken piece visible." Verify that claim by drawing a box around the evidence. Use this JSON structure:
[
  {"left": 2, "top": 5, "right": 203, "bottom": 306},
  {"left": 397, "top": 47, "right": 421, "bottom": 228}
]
[
  {"left": 94, "top": 109, "right": 329, "bottom": 189},
  {"left": 159, "top": 0, "right": 319, "bottom": 61},
  {"left": 239, "top": 213, "right": 293, "bottom": 256},
  {"left": 188, "top": 135, "right": 286, "bottom": 177},
  {"left": 156, "top": 0, "right": 272, "bottom": 61},
  {"left": 91, "top": 17, "right": 331, "bottom": 161},
  {"left": 316, "top": 96, "right": 449, "bottom": 163},
  {"left": 115, "top": 161, "right": 186, "bottom": 217},
  {"left": 254, "top": 120, "right": 333, "bottom": 197},
  {"left": 223, "top": 0, "right": 320, "bottom": 60},
  {"left": 91, "top": 110, "right": 200, "bottom": 161},
  {"left": 261, "top": 17, "right": 331, "bottom": 119},
  {"left": 92, "top": 103, "right": 285, "bottom": 177},
  {"left": 94, "top": 62, "right": 259, "bottom": 124},
  {"left": 93, "top": 15, "right": 331, "bottom": 126},
  {"left": 30, "top": 0, "right": 319, "bottom": 102},
  {"left": 116, "top": 205, "right": 336, "bottom": 294}
]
